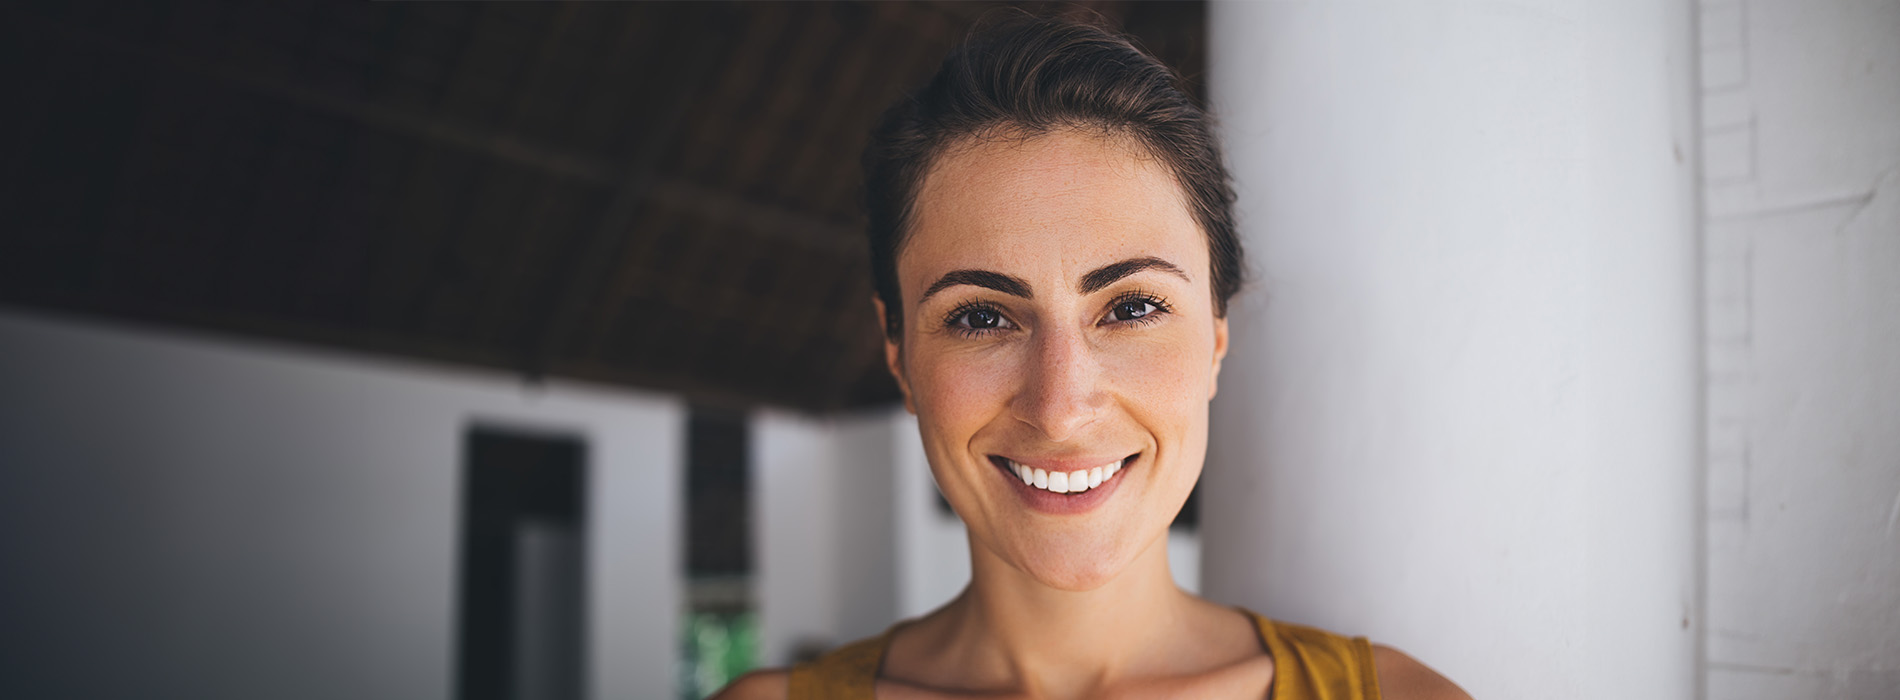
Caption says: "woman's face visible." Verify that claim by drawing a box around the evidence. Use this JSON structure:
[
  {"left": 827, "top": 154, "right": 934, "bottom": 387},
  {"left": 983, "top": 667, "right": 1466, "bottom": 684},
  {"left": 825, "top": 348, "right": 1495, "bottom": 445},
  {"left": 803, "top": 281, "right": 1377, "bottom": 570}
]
[{"left": 881, "top": 129, "right": 1228, "bottom": 591}]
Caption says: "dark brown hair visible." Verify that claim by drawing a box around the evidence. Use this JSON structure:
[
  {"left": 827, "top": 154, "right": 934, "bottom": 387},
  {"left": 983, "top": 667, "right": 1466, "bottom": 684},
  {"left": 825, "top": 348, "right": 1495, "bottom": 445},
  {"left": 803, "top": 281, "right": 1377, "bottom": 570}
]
[{"left": 863, "top": 14, "right": 1242, "bottom": 340}]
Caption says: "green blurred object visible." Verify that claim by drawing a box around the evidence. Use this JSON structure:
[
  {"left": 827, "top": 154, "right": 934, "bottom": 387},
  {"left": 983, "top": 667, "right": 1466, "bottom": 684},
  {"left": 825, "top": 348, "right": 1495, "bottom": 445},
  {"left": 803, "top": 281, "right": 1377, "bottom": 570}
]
[{"left": 681, "top": 610, "right": 758, "bottom": 699}]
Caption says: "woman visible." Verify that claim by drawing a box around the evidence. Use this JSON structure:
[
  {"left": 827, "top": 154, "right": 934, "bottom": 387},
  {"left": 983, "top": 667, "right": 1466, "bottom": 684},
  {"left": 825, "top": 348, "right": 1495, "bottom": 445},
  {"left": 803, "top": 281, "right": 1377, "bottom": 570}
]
[{"left": 721, "top": 16, "right": 1469, "bottom": 700}]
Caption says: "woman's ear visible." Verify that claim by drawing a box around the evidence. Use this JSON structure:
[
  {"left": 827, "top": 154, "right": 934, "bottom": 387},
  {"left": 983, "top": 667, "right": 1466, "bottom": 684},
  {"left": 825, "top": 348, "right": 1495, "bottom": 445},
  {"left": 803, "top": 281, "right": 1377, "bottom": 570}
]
[
  {"left": 871, "top": 296, "right": 917, "bottom": 414},
  {"left": 1209, "top": 316, "right": 1229, "bottom": 400}
]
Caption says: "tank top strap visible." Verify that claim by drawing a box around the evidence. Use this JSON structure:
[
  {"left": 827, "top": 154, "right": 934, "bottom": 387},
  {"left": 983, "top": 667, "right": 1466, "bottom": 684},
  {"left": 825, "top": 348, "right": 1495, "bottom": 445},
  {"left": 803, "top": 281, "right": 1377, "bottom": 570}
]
[
  {"left": 1243, "top": 608, "right": 1384, "bottom": 700},
  {"left": 785, "top": 631, "right": 889, "bottom": 700}
]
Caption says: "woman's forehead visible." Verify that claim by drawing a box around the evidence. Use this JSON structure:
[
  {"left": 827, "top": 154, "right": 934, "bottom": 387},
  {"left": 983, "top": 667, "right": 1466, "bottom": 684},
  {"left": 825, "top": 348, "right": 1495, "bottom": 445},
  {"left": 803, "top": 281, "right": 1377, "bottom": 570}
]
[{"left": 903, "top": 130, "right": 1206, "bottom": 285}]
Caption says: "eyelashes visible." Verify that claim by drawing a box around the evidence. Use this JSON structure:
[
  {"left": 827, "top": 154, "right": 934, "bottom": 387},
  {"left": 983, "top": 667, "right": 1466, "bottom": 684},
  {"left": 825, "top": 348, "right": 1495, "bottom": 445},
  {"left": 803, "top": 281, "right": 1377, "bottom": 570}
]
[
  {"left": 1103, "top": 289, "right": 1174, "bottom": 325},
  {"left": 943, "top": 300, "right": 1011, "bottom": 336},
  {"left": 940, "top": 290, "right": 1174, "bottom": 338}
]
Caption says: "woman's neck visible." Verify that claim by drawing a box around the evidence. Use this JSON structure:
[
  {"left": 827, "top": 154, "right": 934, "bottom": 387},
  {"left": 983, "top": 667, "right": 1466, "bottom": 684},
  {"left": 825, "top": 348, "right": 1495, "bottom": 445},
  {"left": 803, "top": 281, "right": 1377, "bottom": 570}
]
[{"left": 884, "top": 531, "right": 1258, "bottom": 698}]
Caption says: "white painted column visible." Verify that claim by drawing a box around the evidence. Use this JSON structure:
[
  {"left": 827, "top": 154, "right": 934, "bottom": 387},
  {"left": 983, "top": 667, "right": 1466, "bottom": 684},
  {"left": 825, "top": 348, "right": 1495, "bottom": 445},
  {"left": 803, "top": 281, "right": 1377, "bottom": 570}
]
[
  {"left": 754, "top": 410, "right": 901, "bottom": 666},
  {"left": 1203, "top": 3, "right": 1699, "bottom": 699}
]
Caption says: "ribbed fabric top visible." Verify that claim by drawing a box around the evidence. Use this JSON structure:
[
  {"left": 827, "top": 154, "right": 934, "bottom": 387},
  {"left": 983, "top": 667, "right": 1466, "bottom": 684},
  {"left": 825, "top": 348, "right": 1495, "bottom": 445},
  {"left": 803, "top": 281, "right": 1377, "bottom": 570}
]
[{"left": 786, "top": 609, "right": 1382, "bottom": 700}]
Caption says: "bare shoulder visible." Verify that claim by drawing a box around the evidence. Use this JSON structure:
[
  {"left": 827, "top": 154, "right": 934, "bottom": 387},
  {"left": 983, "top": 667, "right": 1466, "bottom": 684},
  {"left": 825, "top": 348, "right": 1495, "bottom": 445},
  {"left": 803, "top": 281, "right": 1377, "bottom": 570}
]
[
  {"left": 1371, "top": 645, "right": 1471, "bottom": 700},
  {"left": 708, "top": 669, "right": 790, "bottom": 700}
]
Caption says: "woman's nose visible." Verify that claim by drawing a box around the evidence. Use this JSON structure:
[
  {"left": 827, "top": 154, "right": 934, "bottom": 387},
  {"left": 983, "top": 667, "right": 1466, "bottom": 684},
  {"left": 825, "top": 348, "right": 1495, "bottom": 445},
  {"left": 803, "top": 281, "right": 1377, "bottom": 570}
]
[{"left": 1011, "top": 326, "right": 1107, "bottom": 442}]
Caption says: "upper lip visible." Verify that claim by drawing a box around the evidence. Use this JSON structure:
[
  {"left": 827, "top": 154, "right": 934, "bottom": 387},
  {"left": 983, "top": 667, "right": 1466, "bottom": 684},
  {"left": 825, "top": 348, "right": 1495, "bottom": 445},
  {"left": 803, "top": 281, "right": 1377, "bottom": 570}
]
[{"left": 992, "top": 453, "right": 1133, "bottom": 473}]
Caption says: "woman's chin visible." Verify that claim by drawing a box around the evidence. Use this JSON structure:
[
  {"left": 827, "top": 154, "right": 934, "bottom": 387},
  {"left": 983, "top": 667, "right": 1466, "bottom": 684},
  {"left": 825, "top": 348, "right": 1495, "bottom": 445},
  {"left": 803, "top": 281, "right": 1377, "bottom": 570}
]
[{"left": 1012, "top": 539, "right": 1138, "bottom": 592}]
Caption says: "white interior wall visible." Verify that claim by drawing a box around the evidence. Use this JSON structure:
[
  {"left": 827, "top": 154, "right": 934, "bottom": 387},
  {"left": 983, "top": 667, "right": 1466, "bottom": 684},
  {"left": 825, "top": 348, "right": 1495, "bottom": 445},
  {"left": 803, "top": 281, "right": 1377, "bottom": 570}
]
[
  {"left": 1204, "top": 2, "right": 1700, "bottom": 699},
  {"left": 0, "top": 309, "right": 681, "bottom": 700},
  {"left": 753, "top": 409, "right": 899, "bottom": 666},
  {"left": 1698, "top": 2, "right": 1900, "bottom": 698}
]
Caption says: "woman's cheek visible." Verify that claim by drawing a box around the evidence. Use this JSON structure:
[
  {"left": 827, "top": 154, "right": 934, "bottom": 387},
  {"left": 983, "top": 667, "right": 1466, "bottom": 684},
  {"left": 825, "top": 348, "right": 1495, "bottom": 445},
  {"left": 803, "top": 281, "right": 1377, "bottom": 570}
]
[
  {"left": 1106, "top": 332, "right": 1207, "bottom": 404},
  {"left": 912, "top": 344, "right": 1016, "bottom": 429}
]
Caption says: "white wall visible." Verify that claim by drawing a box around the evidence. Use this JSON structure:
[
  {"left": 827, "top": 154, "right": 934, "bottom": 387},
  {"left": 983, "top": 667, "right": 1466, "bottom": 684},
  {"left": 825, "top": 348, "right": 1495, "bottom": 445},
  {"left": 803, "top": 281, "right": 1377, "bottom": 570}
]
[
  {"left": 1698, "top": 2, "right": 1900, "bottom": 697},
  {"left": 1204, "top": 2, "right": 1700, "bottom": 699},
  {"left": 752, "top": 409, "right": 898, "bottom": 666},
  {"left": 0, "top": 309, "right": 682, "bottom": 700}
]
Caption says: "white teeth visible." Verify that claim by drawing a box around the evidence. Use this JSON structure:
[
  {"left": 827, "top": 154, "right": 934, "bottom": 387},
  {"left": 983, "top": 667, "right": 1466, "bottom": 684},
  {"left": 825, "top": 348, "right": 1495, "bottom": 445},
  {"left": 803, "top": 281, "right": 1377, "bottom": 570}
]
[{"left": 1009, "top": 458, "right": 1127, "bottom": 494}]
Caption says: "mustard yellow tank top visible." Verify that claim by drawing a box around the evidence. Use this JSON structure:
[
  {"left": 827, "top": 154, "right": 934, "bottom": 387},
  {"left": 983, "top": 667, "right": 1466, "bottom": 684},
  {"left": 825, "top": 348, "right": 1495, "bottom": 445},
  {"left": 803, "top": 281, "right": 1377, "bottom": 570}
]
[{"left": 786, "top": 609, "right": 1382, "bottom": 699}]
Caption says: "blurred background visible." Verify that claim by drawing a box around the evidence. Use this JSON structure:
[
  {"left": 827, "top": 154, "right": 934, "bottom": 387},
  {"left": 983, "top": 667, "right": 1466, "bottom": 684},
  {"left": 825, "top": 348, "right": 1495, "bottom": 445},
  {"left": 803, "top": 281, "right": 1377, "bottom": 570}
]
[{"left": 0, "top": 2, "right": 1893, "bottom": 699}]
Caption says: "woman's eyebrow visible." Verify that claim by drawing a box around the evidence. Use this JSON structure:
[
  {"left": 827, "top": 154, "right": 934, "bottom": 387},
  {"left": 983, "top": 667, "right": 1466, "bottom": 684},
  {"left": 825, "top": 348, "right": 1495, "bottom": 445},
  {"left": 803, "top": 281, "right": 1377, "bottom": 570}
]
[
  {"left": 1079, "top": 256, "right": 1190, "bottom": 294},
  {"left": 920, "top": 269, "right": 1034, "bottom": 303}
]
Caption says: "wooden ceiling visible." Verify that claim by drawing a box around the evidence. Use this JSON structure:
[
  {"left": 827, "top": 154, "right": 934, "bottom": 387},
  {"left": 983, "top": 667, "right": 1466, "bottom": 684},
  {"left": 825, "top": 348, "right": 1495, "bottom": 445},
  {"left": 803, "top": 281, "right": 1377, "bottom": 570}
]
[{"left": 0, "top": 1, "right": 1207, "bottom": 412}]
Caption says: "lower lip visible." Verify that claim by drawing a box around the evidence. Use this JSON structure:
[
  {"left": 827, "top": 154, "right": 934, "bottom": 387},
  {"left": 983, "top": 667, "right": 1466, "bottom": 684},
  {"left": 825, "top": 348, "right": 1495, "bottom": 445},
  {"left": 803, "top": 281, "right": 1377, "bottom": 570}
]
[{"left": 993, "top": 455, "right": 1134, "bottom": 515}]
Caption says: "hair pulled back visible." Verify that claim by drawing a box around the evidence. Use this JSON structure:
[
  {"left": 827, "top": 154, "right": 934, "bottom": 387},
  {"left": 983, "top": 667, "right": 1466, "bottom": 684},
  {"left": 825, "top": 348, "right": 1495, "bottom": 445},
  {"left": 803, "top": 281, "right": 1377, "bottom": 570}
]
[{"left": 863, "top": 14, "right": 1243, "bottom": 340}]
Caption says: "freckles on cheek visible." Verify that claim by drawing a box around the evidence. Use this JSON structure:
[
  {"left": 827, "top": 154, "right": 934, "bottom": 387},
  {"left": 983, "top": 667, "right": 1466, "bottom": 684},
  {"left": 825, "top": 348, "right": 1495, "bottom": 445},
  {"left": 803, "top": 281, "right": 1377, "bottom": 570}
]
[
  {"left": 913, "top": 349, "right": 1015, "bottom": 424},
  {"left": 1108, "top": 339, "right": 1208, "bottom": 401}
]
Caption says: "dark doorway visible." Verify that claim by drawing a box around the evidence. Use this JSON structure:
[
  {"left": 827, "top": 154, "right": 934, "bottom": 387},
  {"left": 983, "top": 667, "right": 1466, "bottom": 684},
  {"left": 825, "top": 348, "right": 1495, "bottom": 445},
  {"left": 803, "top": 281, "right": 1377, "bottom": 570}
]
[{"left": 457, "top": 427, "right": 587, "bottom": 700}]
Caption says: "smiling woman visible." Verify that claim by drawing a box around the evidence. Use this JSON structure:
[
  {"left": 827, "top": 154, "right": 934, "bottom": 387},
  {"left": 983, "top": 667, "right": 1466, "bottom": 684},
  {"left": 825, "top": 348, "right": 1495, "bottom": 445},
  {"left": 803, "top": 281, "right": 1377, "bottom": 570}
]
[
  {"left": 892, "top": 129, "right": 1222, "bottom": 594},
  {"left": 716, "top": 14, "right": 1467, "bottom": 700}
]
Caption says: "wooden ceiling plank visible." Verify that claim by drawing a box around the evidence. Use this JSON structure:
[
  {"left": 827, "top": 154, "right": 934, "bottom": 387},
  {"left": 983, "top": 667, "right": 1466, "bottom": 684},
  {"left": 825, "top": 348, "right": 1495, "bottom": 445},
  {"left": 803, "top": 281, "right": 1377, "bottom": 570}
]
[
  {"left": 486, "top": 180, "right": 604, "bottom": 353},
  {"left": 361, "top": 145, "right": 475, "bottom": 332},
  {"left": 566, "top": 3, "right": 672, "bottom": 160},
  {"left": 467, "top": 173, "right": 562, "bottom": 350},
  {"left": 773, "top": 16, "right": 891, "bottom": 218},
  {"left": 430, "top": 3, "right": 545, "bottom": 133},
  {"left": 666, "top": 2, "right": 798, "bottom": 185},
  {"left": 366, "top": 4, "right": 471, "bottom": 121},
  {"left": 814, "top": 22, "right": 951, "bottom": 215},
  {"left": 519, "top": 6, "right": 624, "bottom": 151},
  {"left": 781, "top": 10, "right": 949, "bottom": 220},
  {"left": 496, "top": 3, "right": 581, "bottom": 136},
  {"left": 648, "top": 179, "right": 860, "bottom": 255},
  {"left": 351, "top": 6, "right": 549, "bottom": 336},
  {"left": 410, "top": 3, "right": 580, "bottom": 345},
  {"left": 23, "top": 6, "right": 622, "bottom": 186},
  {"left": 294, "top": 129, "right": 409, "bottom": 326},
  {"left": 415, "top": 165, "right": 532, "bottom": 343},
  {"left": 576, "top": 202, "right": 683, "bottom": 364},
  {"left": 563, "top": 173, "right": 867, "bottom": 371},
  {"left": 224, "top": 109, "right": 351, "bottom": 320},
  {"left": 722, "top": 8, "right": 843, "bottom": 201},
  {"left": 517, "top": 4, "right": 745, "bottom": 380}
]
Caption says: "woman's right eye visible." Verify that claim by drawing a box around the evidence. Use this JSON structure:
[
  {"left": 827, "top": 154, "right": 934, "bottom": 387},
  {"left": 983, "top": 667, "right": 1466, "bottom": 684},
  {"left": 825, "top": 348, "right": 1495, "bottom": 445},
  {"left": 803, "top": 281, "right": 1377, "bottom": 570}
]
[{"left": 947, "top": 304, "right": 1011, "bottom": 334}]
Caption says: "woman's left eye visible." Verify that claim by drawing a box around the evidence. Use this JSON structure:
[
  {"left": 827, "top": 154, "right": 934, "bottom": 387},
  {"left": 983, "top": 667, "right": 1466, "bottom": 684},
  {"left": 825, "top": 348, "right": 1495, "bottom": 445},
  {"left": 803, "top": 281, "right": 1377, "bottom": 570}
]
[
  {"left": 1105, "top": 295, "right": 1170, "bottom": 324},
  {"left": 1113, "top": 300, "right": 1155, "bottom": 321}
]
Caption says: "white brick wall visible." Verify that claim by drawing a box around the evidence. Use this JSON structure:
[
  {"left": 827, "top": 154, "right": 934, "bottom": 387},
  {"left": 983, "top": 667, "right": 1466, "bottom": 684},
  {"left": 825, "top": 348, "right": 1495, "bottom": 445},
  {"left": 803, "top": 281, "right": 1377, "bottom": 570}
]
[{"left": 1698, "top": 2, "right": 1900, "bottom": 698}]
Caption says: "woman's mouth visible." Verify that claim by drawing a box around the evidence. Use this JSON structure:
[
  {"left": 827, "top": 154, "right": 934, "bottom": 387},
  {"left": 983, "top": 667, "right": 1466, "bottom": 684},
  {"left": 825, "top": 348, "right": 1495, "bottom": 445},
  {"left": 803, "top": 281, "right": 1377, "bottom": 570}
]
[
  {"left": 987, "top": 453, "right": 1138, "bottom": 515},
  {"left": 997, "top": 456, "right": 1127, "bottom": 493}
]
